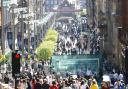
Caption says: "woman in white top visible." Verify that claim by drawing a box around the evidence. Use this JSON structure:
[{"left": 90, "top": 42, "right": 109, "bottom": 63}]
[
  {"left": 79, "top": 81, "right": 88, "bottom": 89},
  {"left": 63, "top": 83, "right": 72, "bottom": 89}
]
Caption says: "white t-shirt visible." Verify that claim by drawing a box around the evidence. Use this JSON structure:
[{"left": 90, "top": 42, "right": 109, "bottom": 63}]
[
  {"left": 86, "top": 70, "right": 92, "bottom": 76},
  {"left": 63, "top": 86, "right": 72, "bottom": 89},
  {"left": 114, "top": 82, "right": 119, "bottom": 89},
  {"left": 113, "top": 73, "right": 118, "bottom": 80},
  {"left": 119, "top": 74, "right": 123, "bottom": 80},
  {"left": 80, "top": 84, "right": 87, "bottom": 89}
]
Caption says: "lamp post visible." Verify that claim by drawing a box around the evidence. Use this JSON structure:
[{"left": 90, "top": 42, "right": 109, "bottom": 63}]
[
  {"left": 27, "top": 17, "right": 31, "bottom": 55},
  {"left": 23, "top": 0, "right": 31, "bottom": 57},
  {"left": 20, "top": 11, "right": 24, "bottom": 55},
  {"left": 10, "top": 4, "right": 16, "bottom": 52},
  {"left": 34, "top": 0, "right": 37, "bottom": 51},
  {"left": 81, "top": 17, "right": 82, "bottom": 36},
  {"left": 92, "top": 0, "right": 95, "bottom": 29}
]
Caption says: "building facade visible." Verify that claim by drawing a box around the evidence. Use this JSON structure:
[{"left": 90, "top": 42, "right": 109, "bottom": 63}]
[
  {"left": 86, "top": 0, "right": 127, "bottom": 71},
  {"left": 44, "top": 0, "right": 61, "bottom": 12},
  {"left": 0, "top": 7, "right": 2, "bottom": 53},
  {"left": 0, "top": 0, "right": 12, "bottom": 54},
  {"left": 119, "top": 0, "right": 128, "bottom": 77},
  {"left": 95, "top": 0, "right": 128, "bottom": 72}
]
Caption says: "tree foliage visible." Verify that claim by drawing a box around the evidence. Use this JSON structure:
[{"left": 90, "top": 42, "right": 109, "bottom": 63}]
[
  {"left": 36, "top": 29, "right": 58, "bottom": 61},
  {"left": 0, "top": 54, "right": 9, "bottom": 65}
]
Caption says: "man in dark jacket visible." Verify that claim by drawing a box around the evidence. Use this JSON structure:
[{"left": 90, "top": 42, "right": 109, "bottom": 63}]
[
  {"left": 42, "top": 79, "right": 50, "bottom": 89},
  {"left": 35, "top": 79, "right": 42, "bottom": 89},
  {"left": 4, "top": 74, "right": 9, "bottom": 84},
  {"left": 26, "top": 79, "right": 32, "bottom": 89}
]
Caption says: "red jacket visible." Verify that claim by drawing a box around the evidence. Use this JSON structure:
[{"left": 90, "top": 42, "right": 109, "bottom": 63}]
[
  {"left": 50, "top": 85, "right": 58, "bottom": 89},
  {"left": 32, "top": 82, "right": 36, "bottom": 89}
]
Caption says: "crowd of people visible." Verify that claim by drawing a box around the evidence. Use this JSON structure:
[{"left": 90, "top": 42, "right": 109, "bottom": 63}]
[
  {"left": 18, "top": 75, "right": 100, "bottom": 89},
  {"left": 1, "top": 18, "right": 128, "bottom": 89},
  {"left": 89, "top": 29, "right": 100, "bottom": 55},
  {"left": 54, "top": 19, "right": 101, "bottom": 56},
  {"left": 2, "top": 68, "right": 128, "bottom": 89},
  {"left": 55, "top": 20, "right": 91, "bottom": 55},
  {"left": 7, "top": 70, "right": 128, "bottom": 89},
  {"left": 101, "top": 65, "right": 128, "bottom": 89}
]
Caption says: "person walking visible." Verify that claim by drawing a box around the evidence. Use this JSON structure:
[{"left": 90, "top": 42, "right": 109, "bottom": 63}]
[
  {"left": 102, "top": 82, "right": 110, "bottom": 89},
  {"left": 19, "top": 79, "right": 27, "bottom": 89},
  {"left": 50, "top": 81, "right": 58, "bottom": 89},
  {"left": 26, "top": 79, "right": 32, "bottom": 89},
  {"left": 71, "top": 80, "right": 79, "bottom": 89},
  {"left": 4, "top": 74, "right": 9, "bottom": 84},
  {"left": 42, "top": 79, "right": 50, "bottom": 89},
  {"left": 31, "top": 79, "right": 36, "bottom": 89},
  {"left": 119, "top": 80, "right": 125, "bottom": 89},
  {"left": 35, "top": 79, "right": 42, "bottom": 89},
  {"left": 90, "top": 79, "right": 99, "bottom": 89},
  {"left": 63, "top": 83, "right": 72, "bottom": 89},
  {"left": 79, "top": 81, "right": 89, "bottom": 89},
  {"left": 114, "top": 80, "right": 120, "bottom": 89}
]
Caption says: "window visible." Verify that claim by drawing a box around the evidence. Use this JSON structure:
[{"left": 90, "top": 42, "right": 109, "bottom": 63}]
[{"left": 51, "top": 0, "right": 54, "bottom": 5}]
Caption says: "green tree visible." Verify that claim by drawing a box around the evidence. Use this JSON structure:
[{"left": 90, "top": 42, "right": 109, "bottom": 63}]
[{"left": 36, "top": 29, "right": 58, "bottom": 61}]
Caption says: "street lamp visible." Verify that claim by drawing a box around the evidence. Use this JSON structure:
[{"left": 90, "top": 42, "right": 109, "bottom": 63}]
[
  {"left": 27, "top": 16, "right": 32, "bottom": 55},
  {"left": 23, "top": 13, "right": 34, "bottom": 56}
]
